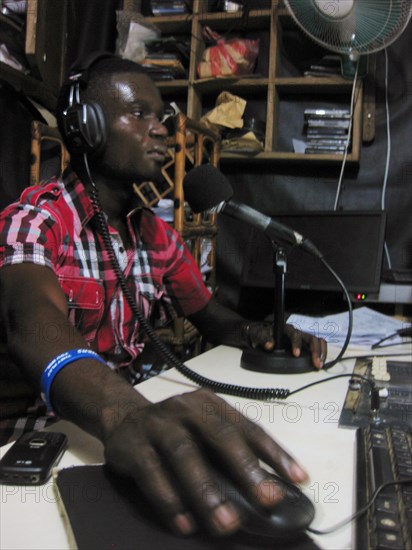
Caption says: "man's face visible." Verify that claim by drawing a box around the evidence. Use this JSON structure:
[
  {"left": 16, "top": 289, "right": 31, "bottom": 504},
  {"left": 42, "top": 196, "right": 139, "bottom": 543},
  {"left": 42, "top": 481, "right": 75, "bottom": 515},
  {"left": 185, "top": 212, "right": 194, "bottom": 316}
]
[{"left": 95, "top": 72, "right": 168, "bottom": 183}]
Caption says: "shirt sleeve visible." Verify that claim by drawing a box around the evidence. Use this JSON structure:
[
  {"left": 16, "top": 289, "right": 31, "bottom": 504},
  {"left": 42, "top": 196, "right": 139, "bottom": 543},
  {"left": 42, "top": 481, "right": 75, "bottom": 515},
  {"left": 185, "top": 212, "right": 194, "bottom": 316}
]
[
  {"left": 0, "top": 202, "right": 61, "bottom": 270},
  {"left": 163, "top": 226, "right": 212, "bottom": 317},
  {"left": 140, "top": 210, "right": 212, "bottom": 317}
]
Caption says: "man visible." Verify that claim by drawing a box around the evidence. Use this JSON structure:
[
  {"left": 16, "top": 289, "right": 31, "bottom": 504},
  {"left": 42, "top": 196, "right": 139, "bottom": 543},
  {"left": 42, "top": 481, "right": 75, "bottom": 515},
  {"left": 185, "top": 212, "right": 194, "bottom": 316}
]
[{"left": 0, "top": 55, "right": 326, "bottom": 536}]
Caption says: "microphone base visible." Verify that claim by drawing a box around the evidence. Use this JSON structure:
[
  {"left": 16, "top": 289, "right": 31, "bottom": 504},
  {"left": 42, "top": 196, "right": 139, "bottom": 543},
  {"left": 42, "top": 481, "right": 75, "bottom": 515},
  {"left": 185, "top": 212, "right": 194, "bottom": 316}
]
[{"left": 240, "top": 347, "right": 314, "bottom": 374}]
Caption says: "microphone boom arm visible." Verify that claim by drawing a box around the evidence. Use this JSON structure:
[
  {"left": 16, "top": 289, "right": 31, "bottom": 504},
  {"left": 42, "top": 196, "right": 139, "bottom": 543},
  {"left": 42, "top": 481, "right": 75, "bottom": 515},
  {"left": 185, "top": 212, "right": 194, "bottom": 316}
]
[{"left": 220, "top": 200, "right": 323, "bottom": 258}]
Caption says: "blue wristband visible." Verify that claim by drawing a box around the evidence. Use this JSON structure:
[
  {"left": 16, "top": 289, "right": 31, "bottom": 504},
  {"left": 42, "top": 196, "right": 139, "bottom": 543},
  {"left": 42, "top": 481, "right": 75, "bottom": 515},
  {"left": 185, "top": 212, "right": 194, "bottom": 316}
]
[{"left": 40, "top": 349, "right": 107, "bottom": 412}]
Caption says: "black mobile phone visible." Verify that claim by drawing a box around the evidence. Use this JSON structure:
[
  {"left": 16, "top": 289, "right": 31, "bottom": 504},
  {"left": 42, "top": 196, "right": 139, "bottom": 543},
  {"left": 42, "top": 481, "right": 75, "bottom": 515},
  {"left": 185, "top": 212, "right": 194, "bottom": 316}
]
[{"left": 0, "top": 431, "right": 68, "bottom": 485}]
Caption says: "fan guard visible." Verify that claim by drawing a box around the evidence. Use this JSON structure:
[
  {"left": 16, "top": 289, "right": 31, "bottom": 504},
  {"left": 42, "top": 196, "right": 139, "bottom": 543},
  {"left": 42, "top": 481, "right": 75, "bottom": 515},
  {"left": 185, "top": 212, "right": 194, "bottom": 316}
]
[{"left": 284, "top": 0, "right": 412, "bottom": 59}]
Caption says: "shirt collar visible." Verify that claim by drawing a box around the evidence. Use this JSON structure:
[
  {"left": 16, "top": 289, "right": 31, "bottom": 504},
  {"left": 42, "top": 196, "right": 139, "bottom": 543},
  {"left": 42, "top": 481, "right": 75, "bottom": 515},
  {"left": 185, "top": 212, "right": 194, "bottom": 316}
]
[
  {"left": 62, "top": 168, "right": 95, "bottom": 228},
  {"left": 62, "top": 168, "right": 143, "bottom": 230}
]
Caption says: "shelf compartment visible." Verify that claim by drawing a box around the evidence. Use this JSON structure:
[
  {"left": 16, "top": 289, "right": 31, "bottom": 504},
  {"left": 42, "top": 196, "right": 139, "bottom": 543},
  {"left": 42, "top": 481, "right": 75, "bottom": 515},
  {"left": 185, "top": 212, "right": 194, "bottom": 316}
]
[
  {"left": 274, "top": 90, "right": 360, "bottom": 155},
  {"left": 142, "top": 15, "right": 193, "bottom": 34},
  {"left": 195, "top": 0, "right": 273, "bottom": 15},
  {"left": 192, "top": 20, "right": 271, "bottom": 80},
  {"left": 197, "top": 10, "right": 272, "bottom": 30}
]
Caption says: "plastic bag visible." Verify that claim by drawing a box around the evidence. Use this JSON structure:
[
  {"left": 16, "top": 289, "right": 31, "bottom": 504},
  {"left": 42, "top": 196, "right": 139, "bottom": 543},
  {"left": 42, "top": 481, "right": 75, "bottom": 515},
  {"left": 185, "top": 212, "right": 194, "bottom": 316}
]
[
  {"left": 197, "top": 26, "right": 259, "bottom": 78},
  {"left": 116, "top": 10, "right": 160, "bottom": 62}
]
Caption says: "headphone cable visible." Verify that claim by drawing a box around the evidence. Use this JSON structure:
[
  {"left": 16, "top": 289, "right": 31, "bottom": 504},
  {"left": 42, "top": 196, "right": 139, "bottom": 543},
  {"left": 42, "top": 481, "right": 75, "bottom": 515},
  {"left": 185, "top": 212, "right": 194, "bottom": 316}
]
[{"left": 84, "top": 155, "right": 291, "bottom": 401}]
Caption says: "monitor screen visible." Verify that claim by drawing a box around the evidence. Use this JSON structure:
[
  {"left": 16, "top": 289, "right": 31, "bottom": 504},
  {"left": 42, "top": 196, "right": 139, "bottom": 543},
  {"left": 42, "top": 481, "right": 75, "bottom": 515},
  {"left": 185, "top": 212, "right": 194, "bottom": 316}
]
[{"left": 240, "top": 211, "right": 386, "bottom": 294}]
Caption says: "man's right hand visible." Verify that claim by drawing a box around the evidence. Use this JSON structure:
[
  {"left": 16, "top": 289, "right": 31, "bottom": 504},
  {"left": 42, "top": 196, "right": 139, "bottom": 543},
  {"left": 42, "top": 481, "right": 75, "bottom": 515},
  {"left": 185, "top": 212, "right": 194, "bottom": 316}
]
[
  {"left": 0, "top": 264, "right": 309, "bottom": 537},
  {"left": 104, "top": 388, "right": 309, "bottom": 536}
]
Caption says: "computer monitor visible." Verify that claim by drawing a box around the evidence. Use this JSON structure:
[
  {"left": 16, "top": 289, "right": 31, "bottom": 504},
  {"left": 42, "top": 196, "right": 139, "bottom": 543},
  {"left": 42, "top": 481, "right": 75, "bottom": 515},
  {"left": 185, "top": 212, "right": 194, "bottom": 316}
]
[{"left": 240, "top": 210, "right": 386, "bottom": 295}]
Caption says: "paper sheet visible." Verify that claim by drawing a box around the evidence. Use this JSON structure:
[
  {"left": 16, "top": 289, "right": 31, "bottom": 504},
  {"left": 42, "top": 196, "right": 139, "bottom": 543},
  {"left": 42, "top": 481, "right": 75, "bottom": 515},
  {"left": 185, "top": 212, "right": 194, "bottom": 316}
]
[{"left": 287, "top": 306, "right": 411, "bottom": 348}]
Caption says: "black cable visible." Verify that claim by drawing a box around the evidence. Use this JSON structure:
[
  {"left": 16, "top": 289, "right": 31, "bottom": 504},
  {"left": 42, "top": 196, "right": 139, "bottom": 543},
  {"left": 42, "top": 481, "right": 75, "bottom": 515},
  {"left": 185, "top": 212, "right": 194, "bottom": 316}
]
[
  {"left": 337, "top": 352, "right": 412, "bottom": 361},
  {"left": 371, "top": 340, "right": 412, "bottom": 350},
  {"left": 307, "top": 477, "right": 412, "bottom": 536},
  {"left": 371, "top": 326, "right": 412, "bottom": 349},
  {"left": 279, "top": 242, "right": 353, "bottom": 370},
  {"left": 287, "top": 373, "right": 376, "bottom": 398},
  {"left": 318, "top": 256, "right": 353, "bottom": 370}
]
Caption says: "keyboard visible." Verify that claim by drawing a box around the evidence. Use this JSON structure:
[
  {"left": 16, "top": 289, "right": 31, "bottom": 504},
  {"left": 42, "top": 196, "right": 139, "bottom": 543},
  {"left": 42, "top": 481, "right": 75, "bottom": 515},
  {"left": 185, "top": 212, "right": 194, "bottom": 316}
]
[{"left": 355, "top": 425, "right": 412, "bottom": 549}]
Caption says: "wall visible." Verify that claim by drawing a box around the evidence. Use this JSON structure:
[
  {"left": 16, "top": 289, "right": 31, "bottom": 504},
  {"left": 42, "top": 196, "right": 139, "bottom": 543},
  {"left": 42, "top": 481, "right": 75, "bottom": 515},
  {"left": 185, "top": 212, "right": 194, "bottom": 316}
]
[{"left": 216, "top": 21, "right": 412, "bottom": 315}]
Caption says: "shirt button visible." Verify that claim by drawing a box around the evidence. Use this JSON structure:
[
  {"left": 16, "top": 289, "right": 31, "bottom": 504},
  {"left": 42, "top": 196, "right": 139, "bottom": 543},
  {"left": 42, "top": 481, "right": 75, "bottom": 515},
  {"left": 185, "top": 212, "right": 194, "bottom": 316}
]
[{"left": 119, "top": 246, "right": 125, "bottom": 253}]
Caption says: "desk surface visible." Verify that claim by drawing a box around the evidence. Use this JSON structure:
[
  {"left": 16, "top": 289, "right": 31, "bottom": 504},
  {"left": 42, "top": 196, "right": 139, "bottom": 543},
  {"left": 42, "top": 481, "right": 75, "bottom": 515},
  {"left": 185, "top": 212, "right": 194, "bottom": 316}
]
[{"left": 1, "top": 344, "right": 410, "bottom": 550}]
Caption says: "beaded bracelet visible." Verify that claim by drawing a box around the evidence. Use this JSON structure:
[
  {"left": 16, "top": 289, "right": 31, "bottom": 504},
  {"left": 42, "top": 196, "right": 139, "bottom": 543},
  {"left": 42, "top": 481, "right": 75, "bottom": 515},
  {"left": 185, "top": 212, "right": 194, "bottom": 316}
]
[{"left": 40, "top": 349, "right": 107, "bottom": 412}]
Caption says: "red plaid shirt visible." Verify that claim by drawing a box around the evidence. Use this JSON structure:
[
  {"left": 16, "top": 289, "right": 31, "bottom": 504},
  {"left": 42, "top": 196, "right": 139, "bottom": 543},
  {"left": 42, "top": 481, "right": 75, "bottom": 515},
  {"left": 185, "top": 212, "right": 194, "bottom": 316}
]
[{"left": 0, "top": 170, "right": 211, "bottom": 368}]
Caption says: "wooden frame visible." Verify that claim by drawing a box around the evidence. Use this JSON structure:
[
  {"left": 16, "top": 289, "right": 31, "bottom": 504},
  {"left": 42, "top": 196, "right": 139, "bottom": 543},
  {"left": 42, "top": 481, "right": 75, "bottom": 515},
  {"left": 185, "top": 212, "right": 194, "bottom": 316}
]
[
  {"left": 30, "top": 121, "right": 70, "bottom": 186},
  {"left": 152, "top": 113, "right": 221, "bottom": 355}
]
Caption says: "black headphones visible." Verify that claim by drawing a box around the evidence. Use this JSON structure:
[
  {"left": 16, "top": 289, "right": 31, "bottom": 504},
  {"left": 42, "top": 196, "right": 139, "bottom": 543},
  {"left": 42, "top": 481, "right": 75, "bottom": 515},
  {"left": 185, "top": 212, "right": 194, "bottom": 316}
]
[{"left": 60, "top": 52, "right": 116, "bottom": 156}]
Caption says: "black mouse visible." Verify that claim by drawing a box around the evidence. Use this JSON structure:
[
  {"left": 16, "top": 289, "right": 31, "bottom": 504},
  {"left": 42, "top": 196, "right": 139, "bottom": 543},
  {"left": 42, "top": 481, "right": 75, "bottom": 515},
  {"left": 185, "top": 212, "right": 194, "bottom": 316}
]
[
  {"left": 216, "top": 471, "right": 315, "bottom": 542},
  {"left": 56, "top": 465, "right": 316, "bottom": 549}
]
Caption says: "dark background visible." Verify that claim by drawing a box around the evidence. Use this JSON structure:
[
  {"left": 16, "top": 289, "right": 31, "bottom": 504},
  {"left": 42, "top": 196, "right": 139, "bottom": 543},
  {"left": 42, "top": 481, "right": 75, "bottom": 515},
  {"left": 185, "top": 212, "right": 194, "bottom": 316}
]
[{"left": 216, "top": 20, "right": 412, "bottom": 316}]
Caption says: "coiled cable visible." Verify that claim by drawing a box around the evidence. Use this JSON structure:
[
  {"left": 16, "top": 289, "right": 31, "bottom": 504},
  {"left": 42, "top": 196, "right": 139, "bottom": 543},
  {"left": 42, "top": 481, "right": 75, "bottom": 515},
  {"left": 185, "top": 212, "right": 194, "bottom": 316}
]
[
  {"left": 84, "top": 155, "right": 354, "bottom": 401},
  {"left": 86, "top": 169, "right": 291, "bottom": 401}
]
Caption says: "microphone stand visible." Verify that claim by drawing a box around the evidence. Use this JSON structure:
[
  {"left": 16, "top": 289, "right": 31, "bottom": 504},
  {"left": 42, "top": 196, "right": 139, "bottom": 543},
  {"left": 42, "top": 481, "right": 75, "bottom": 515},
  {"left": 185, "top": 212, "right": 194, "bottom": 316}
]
[{"left": 240, "top": 242, "right": 313, "bottom": 374}]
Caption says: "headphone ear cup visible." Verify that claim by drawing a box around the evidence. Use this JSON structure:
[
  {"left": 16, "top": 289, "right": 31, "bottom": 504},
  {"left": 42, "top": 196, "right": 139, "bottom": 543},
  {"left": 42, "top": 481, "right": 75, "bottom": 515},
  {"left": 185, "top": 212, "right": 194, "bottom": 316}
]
[{"left": 62, "top": 101, "right": 106, "bottom": 156}]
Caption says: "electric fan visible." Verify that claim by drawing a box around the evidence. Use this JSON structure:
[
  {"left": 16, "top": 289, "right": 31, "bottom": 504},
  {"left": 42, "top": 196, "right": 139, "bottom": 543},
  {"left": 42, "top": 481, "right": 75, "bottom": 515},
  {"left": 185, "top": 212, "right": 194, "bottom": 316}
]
[{"left": 283, "top": 0, "right": 412, "bottom": 75}]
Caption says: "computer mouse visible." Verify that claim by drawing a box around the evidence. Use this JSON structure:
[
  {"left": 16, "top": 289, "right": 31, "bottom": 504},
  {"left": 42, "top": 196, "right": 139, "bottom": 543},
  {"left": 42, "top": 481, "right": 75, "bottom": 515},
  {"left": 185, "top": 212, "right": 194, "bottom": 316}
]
[
  {"left": 56, "top": 465, "right": 315, "bottom": 549},
  {"left": 216, "top": 470, "right": 315, "bottom": 541}
]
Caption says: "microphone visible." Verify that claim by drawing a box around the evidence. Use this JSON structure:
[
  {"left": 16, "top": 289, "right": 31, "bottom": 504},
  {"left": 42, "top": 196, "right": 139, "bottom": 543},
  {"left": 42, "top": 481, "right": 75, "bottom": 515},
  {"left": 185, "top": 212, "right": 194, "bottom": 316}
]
[
  {"left": 184, "top": 164, "right": 320, "bottom": 374},
  {"left": 183, "top": 164, "right": 323, "bottom": 258}
]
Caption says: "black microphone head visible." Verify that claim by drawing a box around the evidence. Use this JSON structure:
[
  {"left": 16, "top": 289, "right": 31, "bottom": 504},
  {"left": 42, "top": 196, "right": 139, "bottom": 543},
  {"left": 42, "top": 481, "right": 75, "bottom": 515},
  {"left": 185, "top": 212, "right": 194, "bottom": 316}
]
[{"left": 183, "top": 164, "right": 233, "bottom": 213}]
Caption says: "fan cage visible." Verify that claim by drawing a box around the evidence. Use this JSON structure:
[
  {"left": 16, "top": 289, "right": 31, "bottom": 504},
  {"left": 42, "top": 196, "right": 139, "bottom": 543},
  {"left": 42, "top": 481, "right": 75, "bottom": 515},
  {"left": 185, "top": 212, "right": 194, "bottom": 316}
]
[{"left": 284, "top": 0, "right": 412, "bottom": 55}]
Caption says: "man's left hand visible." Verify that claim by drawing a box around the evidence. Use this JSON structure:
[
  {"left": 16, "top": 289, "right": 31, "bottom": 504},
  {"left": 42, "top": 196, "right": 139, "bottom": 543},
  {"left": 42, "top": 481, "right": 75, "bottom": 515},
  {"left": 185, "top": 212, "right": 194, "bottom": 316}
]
[{"left": 245, "top": 322, "right": 327, "bottom": 369}]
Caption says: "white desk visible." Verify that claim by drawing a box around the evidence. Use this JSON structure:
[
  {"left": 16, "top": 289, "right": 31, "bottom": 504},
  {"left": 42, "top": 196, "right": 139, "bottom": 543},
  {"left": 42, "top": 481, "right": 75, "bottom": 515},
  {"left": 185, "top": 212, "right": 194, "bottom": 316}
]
[{"left": 1, "top": 344, "right": 410, "bottom": 550}]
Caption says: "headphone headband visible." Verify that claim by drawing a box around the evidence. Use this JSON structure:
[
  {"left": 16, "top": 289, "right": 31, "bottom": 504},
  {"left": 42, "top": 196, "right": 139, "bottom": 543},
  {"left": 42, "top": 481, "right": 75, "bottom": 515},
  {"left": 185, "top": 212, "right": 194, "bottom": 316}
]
[{"left": 68, "top": 51, "right": 117, "bottom": 88}]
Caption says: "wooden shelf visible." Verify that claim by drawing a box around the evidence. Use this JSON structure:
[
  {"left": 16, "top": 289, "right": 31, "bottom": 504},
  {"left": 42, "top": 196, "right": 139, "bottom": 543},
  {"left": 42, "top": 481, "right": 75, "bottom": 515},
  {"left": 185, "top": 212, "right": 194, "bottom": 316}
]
[
  {"left": 220, "top": 151, "right": 359, "bottom": 163},
  {"left": 126, "top": 0, "right": 363, "bottom": 165},
  {"left": 193, "top": 77, "right": 270, "bottom": 94},
  {"left": 0, "top": 0, "right": 68, "bottom": 110},
  {"left": 155, "top": 79, "right": 190, "bottom": 95},
  {"left": 0, "top": 62, "right": 56, "bottom": 111},
  {"left": 198, "top": 9, "right": 272, "bottom": 29},
  {"left": 143, "top": 15, "right": 192, "bottom": 33},
  {"left": 275, "top": 77, "right": 359, "bottom": 91}
]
